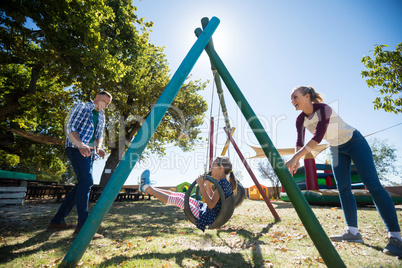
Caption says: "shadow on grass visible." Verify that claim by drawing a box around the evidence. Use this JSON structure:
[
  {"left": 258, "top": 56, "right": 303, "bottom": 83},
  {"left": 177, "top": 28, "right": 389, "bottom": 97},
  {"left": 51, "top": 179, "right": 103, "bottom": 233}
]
[
  {"left": 0, "top": 199, "right": 197, "bottom": 265},
  {"left": 100, "top": 200, "right": 192, "bottom": 239},
  {"left": 0, "top": 199, "right": 278, "bottom": 265},
  {"left": 214, "top": 220, "right": 279, "bottom": 266},
  {"left": 0, "top": 230, "right": 71, "bottom": 264},
  {"left": 98, "top": 249, "right": 251, "bottom": 267},
  {"left": 361, "top": 242, "right": 385, "bottom": 253}
]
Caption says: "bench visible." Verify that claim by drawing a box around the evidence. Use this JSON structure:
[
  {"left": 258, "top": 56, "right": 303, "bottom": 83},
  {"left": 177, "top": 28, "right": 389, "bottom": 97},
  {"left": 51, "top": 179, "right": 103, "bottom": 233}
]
[{"left": 0, "top": 170, "right": 36, "bottom": 206}]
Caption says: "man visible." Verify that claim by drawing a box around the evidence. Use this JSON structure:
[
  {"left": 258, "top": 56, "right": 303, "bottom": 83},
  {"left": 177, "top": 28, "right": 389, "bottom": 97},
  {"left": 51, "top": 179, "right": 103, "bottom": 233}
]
[{"left": 47, "top": 91, "right": 112, "bottom": 239}]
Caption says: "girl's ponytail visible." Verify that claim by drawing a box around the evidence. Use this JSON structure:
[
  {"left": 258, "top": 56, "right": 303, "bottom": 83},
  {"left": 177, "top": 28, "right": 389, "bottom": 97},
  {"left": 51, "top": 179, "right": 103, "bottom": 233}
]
[
  {"left": 229, "top": 171, "right": 237, "bottom": 194},
  {"left": 213, "top": 156, "right": 237, "bottom": 194}
]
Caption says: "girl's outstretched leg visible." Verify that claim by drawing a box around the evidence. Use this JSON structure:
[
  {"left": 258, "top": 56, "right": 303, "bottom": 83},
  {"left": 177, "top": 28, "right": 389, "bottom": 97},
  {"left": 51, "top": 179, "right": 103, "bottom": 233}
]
[{"left": 145, "top": 186, "right": 169, "bottom": 203}]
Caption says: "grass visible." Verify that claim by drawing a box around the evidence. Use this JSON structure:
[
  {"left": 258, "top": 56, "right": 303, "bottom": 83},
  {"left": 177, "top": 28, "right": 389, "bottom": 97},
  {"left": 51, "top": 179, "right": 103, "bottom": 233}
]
[{"left": 0, "top": 198, "right": 401, "bottom": 267}]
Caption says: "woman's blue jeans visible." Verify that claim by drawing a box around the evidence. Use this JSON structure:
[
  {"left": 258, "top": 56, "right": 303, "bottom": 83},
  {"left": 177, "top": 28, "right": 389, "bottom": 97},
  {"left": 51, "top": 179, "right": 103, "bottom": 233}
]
[
  {"left": 330, "top": 130, "right": 400, "bottom": 232},
  {"left": 51, "top": 147, "right": 94, "bottom": 228}
]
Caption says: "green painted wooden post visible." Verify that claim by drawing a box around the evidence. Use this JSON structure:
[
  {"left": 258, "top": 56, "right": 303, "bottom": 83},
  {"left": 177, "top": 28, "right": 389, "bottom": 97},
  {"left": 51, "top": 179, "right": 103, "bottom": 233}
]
[
  {"left": 59, "top": 17, "right": 220, "bottom": 268},
  {"left": 195, "top": 27, "right": 346, "bottom": 268},
  {"left": 201, "top": 17, "right": 231, "bottom": 131}
]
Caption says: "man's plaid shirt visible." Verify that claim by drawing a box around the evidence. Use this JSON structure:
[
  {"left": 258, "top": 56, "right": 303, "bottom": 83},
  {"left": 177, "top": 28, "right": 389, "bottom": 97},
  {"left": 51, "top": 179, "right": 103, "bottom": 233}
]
[{"left": 65, "top": 101, "right": 105, "bottom": 149}]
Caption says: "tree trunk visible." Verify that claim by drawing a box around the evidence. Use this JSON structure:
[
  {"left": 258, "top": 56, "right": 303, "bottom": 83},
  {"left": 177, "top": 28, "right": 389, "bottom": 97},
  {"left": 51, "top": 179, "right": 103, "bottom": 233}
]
[
  {"left": 98, "top": 146, "right": 124, "bottom": 187},
  {"left": 98, "top": 120, "right": 142, "bottom": 187}
]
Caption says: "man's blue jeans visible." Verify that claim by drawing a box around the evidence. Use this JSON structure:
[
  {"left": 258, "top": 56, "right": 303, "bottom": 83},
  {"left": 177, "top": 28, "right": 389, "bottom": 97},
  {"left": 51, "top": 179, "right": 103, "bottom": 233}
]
[
  {"left": 330, "top": 130, "right": 400, "bottom": 232},
  {"left": 51, "top": 147, "right": 94, "bottom": 228}
]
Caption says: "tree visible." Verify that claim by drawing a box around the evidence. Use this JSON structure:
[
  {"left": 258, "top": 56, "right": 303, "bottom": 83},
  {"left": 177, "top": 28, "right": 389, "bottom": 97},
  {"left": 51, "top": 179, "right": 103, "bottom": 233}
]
[
  {"left": 258, "top": 160, "right": 281, "bottom": 199},
  {"left": 361, "top": 43, "right": 402, "bottom": 114},
  {"left": 368, "top": 138, "right": 400, "bottom": 185},
  {"left": 0, "top": 0, "right": 208, "bottom": 184}
]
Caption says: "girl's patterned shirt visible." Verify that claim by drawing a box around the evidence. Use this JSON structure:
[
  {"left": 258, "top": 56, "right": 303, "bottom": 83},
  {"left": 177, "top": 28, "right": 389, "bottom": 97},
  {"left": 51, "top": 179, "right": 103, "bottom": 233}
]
[{"left": 196, "top": 178, "right": 233, "bottom": 232}]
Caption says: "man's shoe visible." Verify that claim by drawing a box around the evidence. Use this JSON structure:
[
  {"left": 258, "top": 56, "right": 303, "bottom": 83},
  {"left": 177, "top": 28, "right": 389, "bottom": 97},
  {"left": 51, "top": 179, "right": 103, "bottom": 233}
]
[
  {"left": 330, "top": 230, "right": 364, "bottom": 243},
  {"left": 72, "top": 227, "right": 104, "bottom": 240},
  {"left": 47, "top": 222, "right": 74, "bottom": 230},
  {"left": 384, "top": 237, "right": 402, "bottom": 256},
  {"left": 140, "top": 170, "right": 151, "bottom": 193}
]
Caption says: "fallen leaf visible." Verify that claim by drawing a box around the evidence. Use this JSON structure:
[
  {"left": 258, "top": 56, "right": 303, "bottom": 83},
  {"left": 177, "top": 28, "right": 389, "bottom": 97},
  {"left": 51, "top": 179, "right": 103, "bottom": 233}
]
[
  {"left": 314, "top": 256, "right": 324, "bottom": 263},
  {"left": 192, "top": 254, "right": 202, "bottom": 261},
  {"left": 120, "top": 260, "right": 129, "bottom": 266},
  {"left": 202, "top": 256, "right": 211, "bottom": 261}
]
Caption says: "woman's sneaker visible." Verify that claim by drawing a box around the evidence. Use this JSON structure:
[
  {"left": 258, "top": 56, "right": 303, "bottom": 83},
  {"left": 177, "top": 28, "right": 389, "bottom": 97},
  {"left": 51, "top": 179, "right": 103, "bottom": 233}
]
[
  {"left": 330, "top": 230, "right": 364, "bottom": 243},
  {"left": 140, "top": 170, "right": 151, "bottom": 193},
  {"left": 383, "top": 237, "right": 402, "bottom": 256}
]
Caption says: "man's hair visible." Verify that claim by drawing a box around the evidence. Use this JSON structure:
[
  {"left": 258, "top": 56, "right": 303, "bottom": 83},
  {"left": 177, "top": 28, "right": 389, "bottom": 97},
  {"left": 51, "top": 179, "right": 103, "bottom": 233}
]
[{"left": 98, "top": 91, "right": 112, "bottom": 100}]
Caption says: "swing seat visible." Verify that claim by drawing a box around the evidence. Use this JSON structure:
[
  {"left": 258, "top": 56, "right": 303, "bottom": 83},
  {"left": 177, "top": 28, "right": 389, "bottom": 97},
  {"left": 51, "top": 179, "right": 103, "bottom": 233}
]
[
  {"left": 184, "top": 175, "right": 235, "bottom": 229},
  {"left": 234, "top": 181, "right": 245, "bottom": 208}
]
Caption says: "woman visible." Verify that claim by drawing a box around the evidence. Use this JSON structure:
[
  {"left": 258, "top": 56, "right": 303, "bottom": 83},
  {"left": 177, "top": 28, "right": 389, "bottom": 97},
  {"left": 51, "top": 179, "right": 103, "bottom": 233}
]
[
  {"left": 286, "top": 86, "right": 401, "bottom": 256},
  {"left": 140, "top": 156, "right": 236, "bottom": 232}
]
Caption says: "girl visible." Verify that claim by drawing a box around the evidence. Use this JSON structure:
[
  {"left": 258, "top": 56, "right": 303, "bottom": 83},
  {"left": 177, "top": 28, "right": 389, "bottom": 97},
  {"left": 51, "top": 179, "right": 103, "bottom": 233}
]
[
  {"left": 140, "top": 156, "right": 236, "bottom": 232},
  {"left": 286, "top": 86, "right": 401, "bottom": 256}
]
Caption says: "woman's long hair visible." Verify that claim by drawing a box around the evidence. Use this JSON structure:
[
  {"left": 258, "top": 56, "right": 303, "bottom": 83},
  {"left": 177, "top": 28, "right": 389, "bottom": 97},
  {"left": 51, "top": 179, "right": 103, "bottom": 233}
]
[{"left": 293, "top": 86, "right": 324, "bottom": 103}]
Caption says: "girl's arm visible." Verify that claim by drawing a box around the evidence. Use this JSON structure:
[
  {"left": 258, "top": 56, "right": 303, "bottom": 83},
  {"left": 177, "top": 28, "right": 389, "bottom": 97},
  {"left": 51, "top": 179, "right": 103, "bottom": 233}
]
[
  {"left": 286, "top": 140, "right": 319, "bottom": 175},
  {"left": 205, "top": 180, "right": 214, "bottom": 196},
  {"left": 196, "top": 176, "right": 220, "bottom": 209}
]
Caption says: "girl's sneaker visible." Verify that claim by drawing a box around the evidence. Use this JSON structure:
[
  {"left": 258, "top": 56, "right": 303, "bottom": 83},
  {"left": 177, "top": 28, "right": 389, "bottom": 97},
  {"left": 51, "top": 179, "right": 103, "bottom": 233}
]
[{"left": 140, "top": 170, "right": 151, "bottom": 193}]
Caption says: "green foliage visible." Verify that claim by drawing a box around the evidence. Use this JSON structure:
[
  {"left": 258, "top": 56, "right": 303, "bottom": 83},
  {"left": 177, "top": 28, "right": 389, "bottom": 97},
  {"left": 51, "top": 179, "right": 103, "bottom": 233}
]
[
  {"left": 0, "top": 149, "right": 20, "bottom": 167},
  {"left": 0, "top": 0, "right": 208, "bottom": 182},
  {"left": 0, "top": 142, "right": 68, "bottom": 183},
  {"left": 361, "top": 43, "right": 402, "bottom": 114}
]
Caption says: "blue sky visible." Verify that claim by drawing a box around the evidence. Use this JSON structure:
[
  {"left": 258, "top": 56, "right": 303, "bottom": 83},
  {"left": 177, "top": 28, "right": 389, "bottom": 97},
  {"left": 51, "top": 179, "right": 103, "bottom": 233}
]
[{"left": 93, "top": 0, "right": 402, "bottom": 187}]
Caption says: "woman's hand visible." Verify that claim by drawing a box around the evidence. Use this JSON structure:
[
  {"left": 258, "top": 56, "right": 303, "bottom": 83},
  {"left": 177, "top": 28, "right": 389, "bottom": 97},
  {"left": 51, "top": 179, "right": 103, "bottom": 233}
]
[{"left": 286, "top": 155, "right": 300, "bottom": 175}]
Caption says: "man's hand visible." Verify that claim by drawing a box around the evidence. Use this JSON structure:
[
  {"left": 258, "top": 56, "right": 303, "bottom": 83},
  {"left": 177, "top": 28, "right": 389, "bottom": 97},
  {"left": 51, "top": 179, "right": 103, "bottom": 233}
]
[
  {"left": 78, "top": 145, "right": 92, "bottom": 157},
  {"left": 96, "top": 148, "right": 106, "bottom": 159}
]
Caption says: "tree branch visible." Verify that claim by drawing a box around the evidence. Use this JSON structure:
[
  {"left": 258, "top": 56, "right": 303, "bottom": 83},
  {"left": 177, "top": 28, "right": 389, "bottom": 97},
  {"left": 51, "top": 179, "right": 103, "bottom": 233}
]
[{"left": 0, "top": 126, "right": 64, "bottom": 145}]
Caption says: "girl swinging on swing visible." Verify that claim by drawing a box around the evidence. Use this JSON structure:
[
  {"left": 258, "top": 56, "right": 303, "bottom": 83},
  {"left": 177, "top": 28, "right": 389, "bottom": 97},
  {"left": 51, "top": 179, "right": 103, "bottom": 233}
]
[{"left": 140, "top": 156, "right": 236, "bottom": 232}]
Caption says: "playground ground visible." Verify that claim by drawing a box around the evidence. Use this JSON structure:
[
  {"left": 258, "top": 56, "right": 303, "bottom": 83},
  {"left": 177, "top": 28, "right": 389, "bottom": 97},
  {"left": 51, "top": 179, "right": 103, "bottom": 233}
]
[{"left": 0, "top": 198, "right": 401, "bottom": 267}]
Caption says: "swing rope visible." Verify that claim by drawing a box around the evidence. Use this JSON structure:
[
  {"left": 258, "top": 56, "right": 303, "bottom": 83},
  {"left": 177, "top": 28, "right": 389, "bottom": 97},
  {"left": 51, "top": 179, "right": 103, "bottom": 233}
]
[
  {"left": 183, "top": 72, "right": 237, "bottom": 230},
  {"left": 214, "top": 95, "right": 222, "bottom": 159},
  {"left": 205, "top": 75, "right": 216, "bottom": 173}
]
